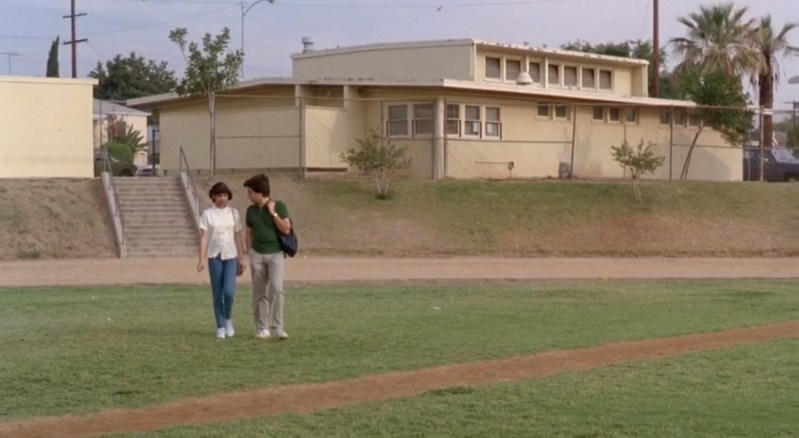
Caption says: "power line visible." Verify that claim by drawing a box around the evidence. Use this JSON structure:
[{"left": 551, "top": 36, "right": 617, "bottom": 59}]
[
  {"left": 85, "top": 4, "right": 238, "bottom": 37},
  {"left": 0, "top": 34, "right": 51, "bottom": 40},
  {"left": 0, "top": 51, "right": 23, "bottom": 74},
  {"left": 114, "top": 0, "right": 583, "bottom": 8},
  {"left": 63, "top": 0, "right": 88, "bottom": 78}
]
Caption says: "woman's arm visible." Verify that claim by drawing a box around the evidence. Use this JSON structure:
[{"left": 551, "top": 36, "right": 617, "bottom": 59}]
[{"left": 197, "top": 229, "right": 208, "bottom": 272}]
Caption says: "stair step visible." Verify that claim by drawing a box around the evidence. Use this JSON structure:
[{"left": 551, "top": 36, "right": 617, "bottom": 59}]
[
  {"left": 125, "top": 228, "right": 197, "bottom": 236},
  {"left": 119, "top": 203, "right": 190, "bottom": 210},
  {"left": 125, "top": 240, "right": 195, "bottom": 246}
]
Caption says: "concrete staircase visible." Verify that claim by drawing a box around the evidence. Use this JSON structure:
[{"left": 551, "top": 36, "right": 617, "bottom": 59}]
[{"left": 114, "top": 176, "right": 199, "bottom": 258}]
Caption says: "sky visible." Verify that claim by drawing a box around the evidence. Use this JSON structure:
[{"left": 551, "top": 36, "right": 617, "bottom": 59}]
[{"left": 1, "top": 0, "right": 798, "bottom": 111}]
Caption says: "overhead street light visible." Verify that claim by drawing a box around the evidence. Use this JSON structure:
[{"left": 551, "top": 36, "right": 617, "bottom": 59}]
[{"left": 240, "top": 0, "right": 275, "bottom": 79}]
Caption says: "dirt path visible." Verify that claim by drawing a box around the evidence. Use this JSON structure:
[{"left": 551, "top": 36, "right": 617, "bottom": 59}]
[
  {"left": 2, "top": 321, "right": 796, "bottom": 438},
  {"left": 1, "top": 256, "right": 799, "bottom": 287}
]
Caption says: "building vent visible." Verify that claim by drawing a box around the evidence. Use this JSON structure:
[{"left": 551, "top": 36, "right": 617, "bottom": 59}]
[{"left": 302, "top": 36, "right": 314, "bottom": 54}]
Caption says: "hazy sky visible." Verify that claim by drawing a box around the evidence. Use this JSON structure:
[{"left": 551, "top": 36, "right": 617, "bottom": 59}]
[{"left": 1, "top": 0, "right": 797, "bottom": 109}]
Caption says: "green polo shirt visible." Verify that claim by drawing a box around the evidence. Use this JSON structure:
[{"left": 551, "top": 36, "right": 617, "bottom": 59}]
[{"left": 246, "top": 200, "right": 290, "bottom": 255}]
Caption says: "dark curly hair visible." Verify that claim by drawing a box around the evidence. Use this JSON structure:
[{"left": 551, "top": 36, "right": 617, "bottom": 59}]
[{"left": 243, "top": 173, "right": 270, "bottom": 197}]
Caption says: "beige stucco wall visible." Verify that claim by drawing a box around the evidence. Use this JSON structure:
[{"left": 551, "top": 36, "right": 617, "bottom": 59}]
[
  {"left": 292, "top": 42, "right": 474, "bottom": 82},
  {"left": 153, "top": 84, "right": 740, "bottom": 182},
  {"left": 445, "top": 103, "right": 741, "bottom": 181},
  {"left": 0, "top": 76, "right": 96, "bottom": 178},
  {"left": 304, "top": 106, "right": 349, "bottom": 169},
  {"left": 159, "top": 94, "right": 300, "bottom": 174},
  {"left": 474, "top": 47, "right": 644, "bottom": 97}
]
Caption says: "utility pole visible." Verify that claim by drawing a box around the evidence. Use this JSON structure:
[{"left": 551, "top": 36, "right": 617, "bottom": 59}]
[
  {"left": 240, "top": 0, "right": 275, "bottom": 79},
  {"left": 0, "top": 51, "right": 23, "bottom": 75},
  {"left": 652, "top": 0, "right": 660, "bottom": 98},
  {"left": 62, "top": 0, "right": 87, "bottom": 78}
]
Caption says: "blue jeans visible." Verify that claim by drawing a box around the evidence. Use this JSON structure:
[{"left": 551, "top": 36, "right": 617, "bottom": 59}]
[{"left": 208, "top": 257, "right": 238, "bottom": 329}]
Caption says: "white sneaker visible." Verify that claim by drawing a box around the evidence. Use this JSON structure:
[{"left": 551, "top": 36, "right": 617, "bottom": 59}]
[
  {"left": 216, "top": 328, "right": 226, "bottom": 339},
  {"left": 274, "top": 330, "right": 288, "bottom": 340},
  {"left": 225, "top": 320, "right": 235, "bottom": 338},
  {"left": 255, "top": 329, "right": 271, "bottom": 339}
]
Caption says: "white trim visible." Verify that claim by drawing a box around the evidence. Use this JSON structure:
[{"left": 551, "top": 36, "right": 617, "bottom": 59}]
[{"left": 0, "top": 75, "right": 97, "bottom": 86}]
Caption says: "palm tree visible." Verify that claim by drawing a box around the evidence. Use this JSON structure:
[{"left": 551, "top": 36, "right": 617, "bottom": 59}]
[
  {"left": 671, "top": 3, "right": 761, "bottom": 76},
  {"left": 751, "top": 16, "right": 798, "bottom": 148}
]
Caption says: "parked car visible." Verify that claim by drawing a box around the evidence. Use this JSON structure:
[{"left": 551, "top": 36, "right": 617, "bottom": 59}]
[
  {"left": 135, "top": 164, "right": 161, "bottom": 177},
  {"left": 743, "top": 148, "right": 799, "bottom": 182},
  {"left": 93, "top": 148, "right": 137, "bottom": 177}
]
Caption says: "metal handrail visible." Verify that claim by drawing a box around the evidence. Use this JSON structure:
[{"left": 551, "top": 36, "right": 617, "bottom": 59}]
[
  {"left": 179, "top": 146, "right": 200, "bottom": 219},
  {"left": 101, "top": 147, "right": 127, "bottom": 247}
]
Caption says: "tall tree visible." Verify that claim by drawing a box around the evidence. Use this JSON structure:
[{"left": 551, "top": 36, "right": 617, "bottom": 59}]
[
  {"left": 561, "top": 39, "right": 670, "bottom": 97},
  {"left": 674, "top": 67, "right": 753, "bottom": 180},
  {"left": 750, "top": 16, "right": 798, "bottom": 148},
  {"left": 46, "top": 37, "right": 59, "bottom": 78},
  {"left": 169, "top": 27, "right": 243, "bottom": 176},
  {"left": 670, "top": 3, "right": 761, "bottom": 76},
  {"left": 89, "top": 53, "right": 177, "bottom": 101}
]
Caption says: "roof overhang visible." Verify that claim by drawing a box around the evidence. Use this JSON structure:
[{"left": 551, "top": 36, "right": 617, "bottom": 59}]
[{"left": 128, "top": 76, "right": 757, "bottom": 111}]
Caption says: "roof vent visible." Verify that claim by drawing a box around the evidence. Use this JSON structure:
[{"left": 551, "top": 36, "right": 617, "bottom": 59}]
[
  {"left": 302, "top": 36, "right": 314, "bottom": 54},
  {"left": 516, "top": 71, "right": 534, "bottom": 85}
]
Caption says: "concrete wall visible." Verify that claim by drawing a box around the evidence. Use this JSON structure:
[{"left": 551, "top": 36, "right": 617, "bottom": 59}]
[
  {"left": 445, "top": 103, "right": 741, "bottom": 181},
  {"left": 474, "top": 47, "right": 646, "bottom": 97},
  {"left": 303, "top": 106, "right": 349, "bottom": 169},
  {"left": 0, "top": 76, "right": 96, "bottom": 178},
  {"left": 159, "top": 92, "right": 300, "bottom": 173},
  {"left": 155, "top": 86, "right": 740, "bottom": 182}
]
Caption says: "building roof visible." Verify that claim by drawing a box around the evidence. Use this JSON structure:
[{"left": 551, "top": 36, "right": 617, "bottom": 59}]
[
  {"left": 290, "top": 38, "right": 649, "bottom": 67},
  {"left": 94, "top": 99, "right": 150, "bottom": 118},
  {"left": 128, "top": 76, "right": 698, "bottom": 109}
]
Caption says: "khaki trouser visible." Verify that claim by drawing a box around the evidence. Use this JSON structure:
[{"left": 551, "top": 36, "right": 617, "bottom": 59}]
[{"left": 249, "top": 250, "right": 285, "bottom": 333}]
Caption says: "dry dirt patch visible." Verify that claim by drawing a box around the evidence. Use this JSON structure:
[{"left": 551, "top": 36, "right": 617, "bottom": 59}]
[{"left": 0, "top": 179, "right": 116, "bottom": 260}]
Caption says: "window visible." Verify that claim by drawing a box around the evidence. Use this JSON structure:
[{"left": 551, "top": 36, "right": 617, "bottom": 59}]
[
  {"left": 674, "top": 109, "right": 687, "bottom": 126},
  {"left": 593, "top": 106, "right": 605, "bottom": 121},
  {"left": 659, "top": 110, "right": 671, "bottom": 125},
  {"left": 446, "top": 104, "right": 461, "bottom": 135},
  {"left": 505, "top": 60, "right": 521, "bottom": 82},
  {"left": 548, "top": 64, "right": 560, "bottom": 86},
  {"left": 465, "top": 105, "right": 481, "bottom": 136},
  {"left": 537, "top": 104, "right": 550, "bottom": 118},
  {"left": 608, "top": 107, "right": 621, "bottom": 123},
  {"left": 387, "top": 105, "right": 408, "bottom": 136},
  {"left": 564, "top": 66, "right": 578, "bottom": 87},
  {"left": 485, "top": 107, "right": 501, "bottom": 138},
  {"left": 413, "top": 103, "right": 434, "bottom": 136},
  {"left": 582, "top": 68, "right": 596, "bottom": 88},
  {"left": 625, "top": 108, "right": 639, "bottom": 124},
  {"left": 486, "top": 57, "right": 501, "bottom": 79},
  {"left": 599, "top": 70, "right": 613, "bottom": 90},
  {"left": 554, "top": 105, "right": 569, "bottom": 120},
  {"left": 529, "top": 62, "right": 542, "bottom": 83},
  {"left": 688, "top": 113, "right": 702, "bottom": 127}
]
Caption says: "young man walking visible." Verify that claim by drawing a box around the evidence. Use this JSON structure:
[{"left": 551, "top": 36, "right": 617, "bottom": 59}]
[{"left": 243, "top": 174, "right": 292, "bottom": 340}]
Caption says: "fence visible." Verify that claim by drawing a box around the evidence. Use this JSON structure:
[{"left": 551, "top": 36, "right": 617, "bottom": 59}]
[{"left": 159, "top": 92, "right": 798, "bottom": 182}]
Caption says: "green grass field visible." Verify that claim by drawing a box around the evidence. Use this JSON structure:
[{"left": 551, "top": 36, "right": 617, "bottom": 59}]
[
  {"left": 1, "top": 280, "right": 797, "bottom": 426},
  {"left": 117, "top": 339, "right": 799, "bottom": 438}
]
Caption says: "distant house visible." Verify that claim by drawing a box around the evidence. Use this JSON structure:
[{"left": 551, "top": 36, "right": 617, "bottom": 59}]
[
  {"left": 0, "top": 76, "right": 97, "bottom": 178},
  {"left": 129, "top": 38, "right": 746, "bottom": 181},
  {"left": 93, "top": 99, "right": 150, "bottom": 166}
]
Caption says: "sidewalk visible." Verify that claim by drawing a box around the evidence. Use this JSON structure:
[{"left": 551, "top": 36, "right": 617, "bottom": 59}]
[{"left": 1, "top": 256, "right": 798, "bottom": 287}]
